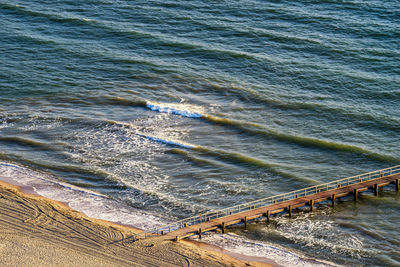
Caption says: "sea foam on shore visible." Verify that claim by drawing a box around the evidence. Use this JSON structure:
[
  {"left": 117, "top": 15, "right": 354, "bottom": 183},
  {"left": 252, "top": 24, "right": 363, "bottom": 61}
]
[
  {"left": 197, "top": 233, "right": 341, "bottom": 267},
  {"left": 0, "top": 162, "right": 164, "bottom": 230}
]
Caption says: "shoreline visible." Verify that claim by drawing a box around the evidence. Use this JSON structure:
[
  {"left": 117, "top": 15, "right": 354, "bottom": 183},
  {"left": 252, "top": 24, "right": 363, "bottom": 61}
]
[
  {"left": 0, "top": 178, "right": 273, "bottom": 266},
  {"left": 0, "top": 175, "right": 145, "bottom": 232},
  {"left": 184, "top": 239, "right": 282, "bottom": 267}
]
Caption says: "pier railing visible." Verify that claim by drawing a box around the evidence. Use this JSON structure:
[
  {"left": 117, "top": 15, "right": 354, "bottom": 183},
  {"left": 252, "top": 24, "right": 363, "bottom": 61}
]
[{"left": 135, "top": 165, "right": 400, "bottom": 239}]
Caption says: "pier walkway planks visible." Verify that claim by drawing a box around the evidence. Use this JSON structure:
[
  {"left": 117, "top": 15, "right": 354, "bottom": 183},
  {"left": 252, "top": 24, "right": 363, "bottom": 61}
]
[
  {"left": 164, "top": 173, "right": 400, "bottom": 241},
  {"left": 134, "top": 166, "right": 400, "bottom": 241}
]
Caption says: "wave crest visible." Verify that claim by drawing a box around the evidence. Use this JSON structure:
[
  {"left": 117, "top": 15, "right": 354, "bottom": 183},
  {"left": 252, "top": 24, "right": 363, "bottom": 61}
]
[
  {"left": 146, "top": 102, "right": 203, "bottom": 118},
  {"left": 144, "top": 102, "right": 398, "bottom": 163}
]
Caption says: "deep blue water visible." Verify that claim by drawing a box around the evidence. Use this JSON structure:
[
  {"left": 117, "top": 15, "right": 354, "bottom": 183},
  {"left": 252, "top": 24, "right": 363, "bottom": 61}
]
[{"left": 1, "top": 1, "right": 399, "bottom": 266}]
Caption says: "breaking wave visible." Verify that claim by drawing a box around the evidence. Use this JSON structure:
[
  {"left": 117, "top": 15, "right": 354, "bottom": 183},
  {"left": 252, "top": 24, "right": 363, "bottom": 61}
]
[{"left": 144, "top": 101, "right": 399, "bottom": 164}]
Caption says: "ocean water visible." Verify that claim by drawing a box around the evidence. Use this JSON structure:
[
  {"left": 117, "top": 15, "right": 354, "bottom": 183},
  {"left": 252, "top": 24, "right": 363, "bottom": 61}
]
[{"left": 1, "top": 0, "right": 399, "bottom": 266}]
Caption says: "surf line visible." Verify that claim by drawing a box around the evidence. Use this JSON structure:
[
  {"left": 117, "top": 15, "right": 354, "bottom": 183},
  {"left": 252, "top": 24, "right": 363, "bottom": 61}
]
[
  {"left": 136, "top": 133, "right": 197, "bottom": 149},
  {"left": 0, "top": 162, "right": 106, "bottom": 198},
  {"left": 144, "top": 101, "right": 261, "bottom": 128},
  {"left": 144, "top": 102, "right": 399, "bottom": 164},
  {"left": 105, "top": 119, "right": 198, "bottom": 150},
  {"left": 146, "top": 102, "right": 202, "bottom": 119}
]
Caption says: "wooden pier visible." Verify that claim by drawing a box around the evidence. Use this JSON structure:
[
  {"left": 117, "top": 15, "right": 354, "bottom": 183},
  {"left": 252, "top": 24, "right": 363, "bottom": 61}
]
[{"left": 135, "top": 166, "right": 400, "bottom": 241}]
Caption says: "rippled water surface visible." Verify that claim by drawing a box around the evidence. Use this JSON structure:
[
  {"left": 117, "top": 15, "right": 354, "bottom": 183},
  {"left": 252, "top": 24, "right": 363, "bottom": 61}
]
[{"left": 1, "top": 1, "right": 399, "bottom": 266}]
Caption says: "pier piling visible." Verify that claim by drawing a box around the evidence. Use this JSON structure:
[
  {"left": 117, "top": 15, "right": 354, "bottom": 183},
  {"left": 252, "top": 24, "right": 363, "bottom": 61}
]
[
  {"left": 135, "top": 166, "right": 400, "bottom": 242},
  {"left": 353, "top": 189, "right": 358, "bottom": 201}
]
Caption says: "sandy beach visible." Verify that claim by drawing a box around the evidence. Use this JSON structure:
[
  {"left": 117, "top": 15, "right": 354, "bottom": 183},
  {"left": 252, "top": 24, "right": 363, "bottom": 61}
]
[{"left": 0, "top": 181, "right": 272, "bottom": 267}]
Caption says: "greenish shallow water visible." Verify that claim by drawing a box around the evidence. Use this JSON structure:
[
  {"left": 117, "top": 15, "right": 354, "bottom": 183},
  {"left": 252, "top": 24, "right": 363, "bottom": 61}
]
[{"left": 0, "top": 1, "right": 399, "bottom": 266}]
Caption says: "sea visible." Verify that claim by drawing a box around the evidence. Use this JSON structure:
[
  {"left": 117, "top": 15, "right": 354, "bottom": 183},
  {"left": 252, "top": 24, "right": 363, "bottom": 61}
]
[{"left": 0, "top": 0, "right": 399, "bottom": 266}]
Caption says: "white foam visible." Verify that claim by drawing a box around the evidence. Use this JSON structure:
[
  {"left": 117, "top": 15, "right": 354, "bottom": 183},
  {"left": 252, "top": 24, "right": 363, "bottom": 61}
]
[
  {"left": 200, "top": 212, "right": 365, "bottom": 266},
  {"left": 0, "top": 162, "right": 165, "bottom": 230},
  {"left": 107, "top": 119, "right": 197, "bottom": 149},
  {"left": 136, "top": 133, "right": 196, "bottom": 149},
  {"left": 198, "top": 233, "right": 340, "bottom": 267},
  {"left": 267, "top": 213, "right": 365, "bottom": 257},
  {"left": 146, "top": 101, "right": 203, "bottom": 118},
  {"left": 0, "top": 117, "right": 12, "bottom": 129}
]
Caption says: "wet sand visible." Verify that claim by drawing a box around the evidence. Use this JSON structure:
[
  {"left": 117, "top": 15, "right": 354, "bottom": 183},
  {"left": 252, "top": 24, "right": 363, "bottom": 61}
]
[{"left": 0, "top": 181, "right": 272, "bottom": 266}]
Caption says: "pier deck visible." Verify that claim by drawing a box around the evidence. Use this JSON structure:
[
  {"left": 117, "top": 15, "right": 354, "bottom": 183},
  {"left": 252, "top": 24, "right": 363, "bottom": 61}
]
[{"left": 134, "top": 166, "right": 400, "bottom": 241}]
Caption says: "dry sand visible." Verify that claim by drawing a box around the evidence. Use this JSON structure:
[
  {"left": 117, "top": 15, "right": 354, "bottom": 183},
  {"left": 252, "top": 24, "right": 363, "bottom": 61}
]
[{"left": 0, "top": 181, "right": 272, "bottom": 267}]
